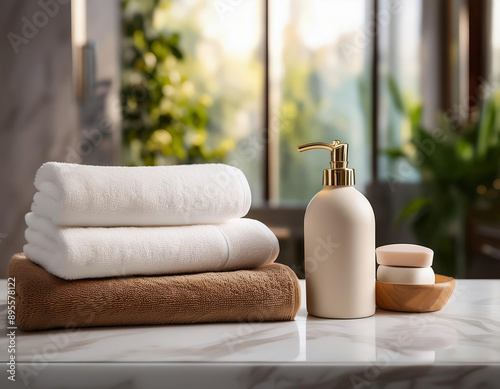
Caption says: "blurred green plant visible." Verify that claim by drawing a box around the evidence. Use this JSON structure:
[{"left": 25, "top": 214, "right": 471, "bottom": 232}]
[
  {"left": 385, "top": 76, "right": 500, "bottom": 276},
  {"left": 121, "top": 0, "right": 228, "bottom": 165}
]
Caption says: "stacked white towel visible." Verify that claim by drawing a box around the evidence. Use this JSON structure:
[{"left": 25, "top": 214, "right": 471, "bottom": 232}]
[
  {"left": 31, "top": 162, "right": 251, "bottom": 226},
  {"left": 24, "top": 162, "right": 279, "bottom": 280}
]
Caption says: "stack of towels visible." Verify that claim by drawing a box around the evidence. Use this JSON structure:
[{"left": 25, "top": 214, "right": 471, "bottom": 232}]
[{"left": 9, "top": 162, "right": 301, "bottom": 331}]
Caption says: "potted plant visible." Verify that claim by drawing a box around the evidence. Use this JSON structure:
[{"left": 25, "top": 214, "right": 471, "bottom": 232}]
[{"left": 385, "top": 77, "right": 500, "bottom": 277}]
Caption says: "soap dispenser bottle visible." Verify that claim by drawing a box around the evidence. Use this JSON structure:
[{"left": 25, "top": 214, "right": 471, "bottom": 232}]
[{"left": 298, "top": 140, "right": 375, "bottom": 319}]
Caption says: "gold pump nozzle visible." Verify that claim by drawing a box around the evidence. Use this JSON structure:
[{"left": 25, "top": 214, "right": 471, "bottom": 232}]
[{"left": 297, "top": 140, "right": 355, "bottom": 186}]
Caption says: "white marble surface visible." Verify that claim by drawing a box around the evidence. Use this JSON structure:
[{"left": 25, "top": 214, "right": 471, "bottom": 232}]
[{"left": 1, "top": 279, "right": 499, "bottom": 388}]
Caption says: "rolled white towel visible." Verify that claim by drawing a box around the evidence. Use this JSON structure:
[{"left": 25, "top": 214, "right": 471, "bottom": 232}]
[
  {"left": 31, "top": 162, "right": 251, "bottom": 226},
  {"left": 23, "top": 213, "right": 279, "bottom": 280}
]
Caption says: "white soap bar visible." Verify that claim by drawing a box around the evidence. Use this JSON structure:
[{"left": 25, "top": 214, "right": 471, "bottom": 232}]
[
  {"left": 376, "top": 244, "right": 433, "bottom": 267},
  {"left": 377, "top": 265, "right": 435, "bottom": 285}
]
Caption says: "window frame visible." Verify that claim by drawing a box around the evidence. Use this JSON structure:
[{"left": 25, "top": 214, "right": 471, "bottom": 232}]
[{"left": 262, "top": 0, "right": 380, "bottom": 203}]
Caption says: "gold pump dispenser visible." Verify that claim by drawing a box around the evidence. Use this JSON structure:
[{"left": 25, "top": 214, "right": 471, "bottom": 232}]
[{"left": 297, "top": 140, "right": 355, "bottom": 186}]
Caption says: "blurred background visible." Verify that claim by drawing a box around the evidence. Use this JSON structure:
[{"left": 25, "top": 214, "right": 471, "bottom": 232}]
[{"left": 1, "top": 0, "right": 499, "bottom": 279}]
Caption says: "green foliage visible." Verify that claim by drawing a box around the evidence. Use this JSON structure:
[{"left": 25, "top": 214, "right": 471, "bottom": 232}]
[
  {"left": 386, "top": 76, "right": 500, "bottom": 275},
  {"left": 121, "top": 0, "right": 228, "bottom": 166}
]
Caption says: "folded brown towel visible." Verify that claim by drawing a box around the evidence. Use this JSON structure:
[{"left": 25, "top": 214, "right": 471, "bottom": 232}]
[{"left": 9, "top": 253, "right": 301, "bottom": 331}]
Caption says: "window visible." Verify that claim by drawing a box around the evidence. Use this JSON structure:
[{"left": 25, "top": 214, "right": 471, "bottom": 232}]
[
  {"left": 120, "top": 0, "right": 500, "bottom": 278},
  {"left": 121, "top": 0, "right": 264, "bottom": 201},
  {"left": 121, "top": 0, "right": 374, "bottom": 205},
  {"left": 377, "top": 0, "right": 422, "bottom": 184},
  {"left": 493, "top": 0, "right": 500, "bottom": 83},
  {"left": 270, "top": 0, "right": 372, "bottom": 204}
]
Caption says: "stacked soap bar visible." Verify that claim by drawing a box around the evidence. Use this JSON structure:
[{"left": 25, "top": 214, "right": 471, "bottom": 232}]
[{"left": 376, "top": 244, "right": 435, "bottom": 285}]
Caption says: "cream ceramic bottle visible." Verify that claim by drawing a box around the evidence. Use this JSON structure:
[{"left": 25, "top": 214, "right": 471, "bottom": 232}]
[{"left": 298, "top": 140, "right": 375, "bottom": 319}]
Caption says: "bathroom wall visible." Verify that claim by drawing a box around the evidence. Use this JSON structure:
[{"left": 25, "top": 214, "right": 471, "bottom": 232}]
[
  {"left": 0, "top": 0, "right": 78, "bottom": 278},
  {"left": 0, "top": 0, "right": 121, "bottom": 278}
]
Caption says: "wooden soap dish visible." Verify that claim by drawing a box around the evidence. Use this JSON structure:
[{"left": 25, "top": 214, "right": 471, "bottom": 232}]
[{"left": 376, "top": 274, "right": 455, "bottom": 313}]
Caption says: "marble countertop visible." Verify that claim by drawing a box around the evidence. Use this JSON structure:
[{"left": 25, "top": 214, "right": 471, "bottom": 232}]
[{"left": 1, "top": 279, "right": 499, "bottom": 388}]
